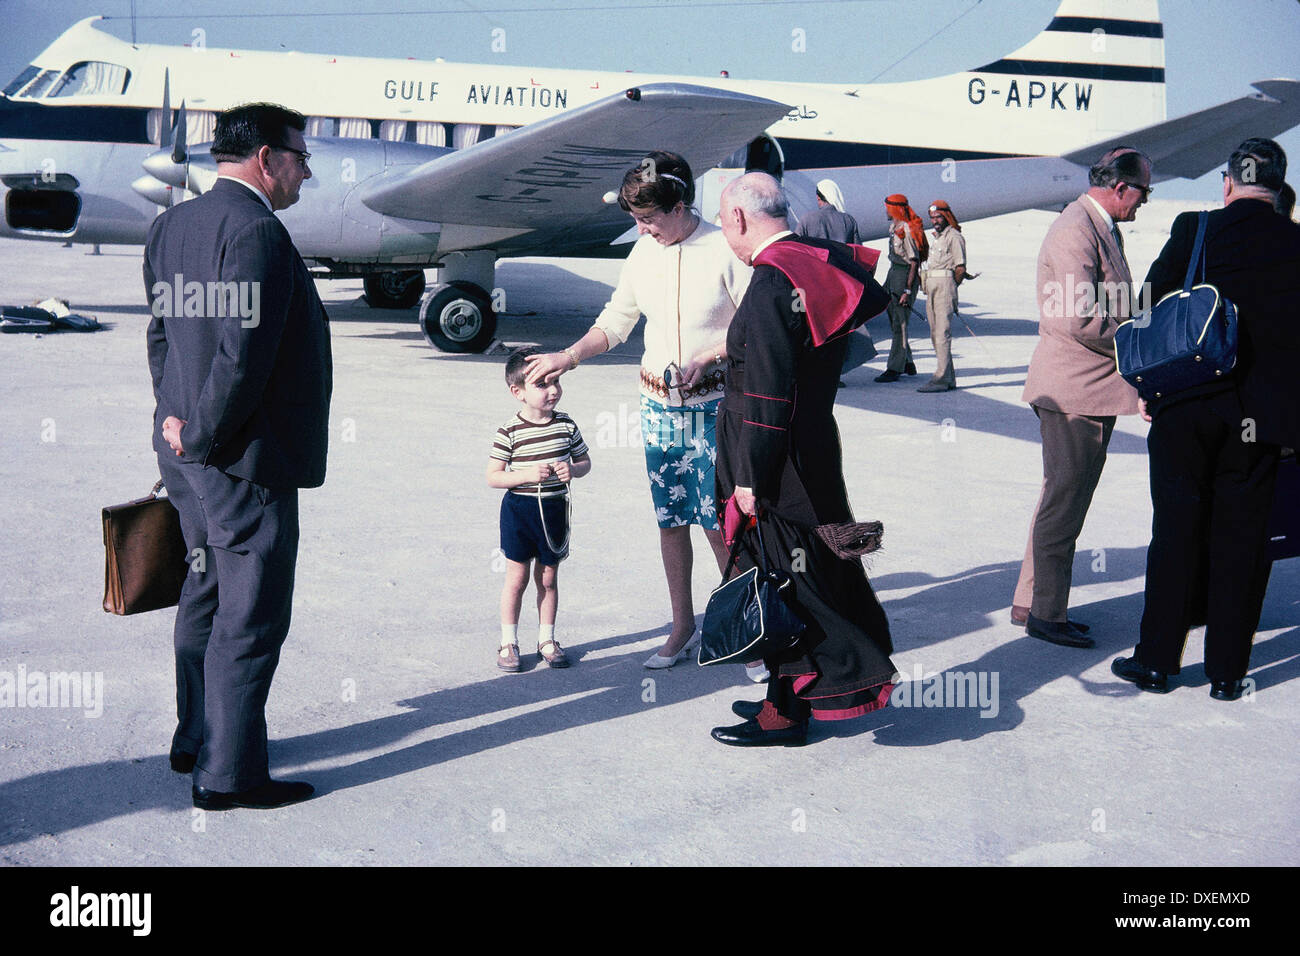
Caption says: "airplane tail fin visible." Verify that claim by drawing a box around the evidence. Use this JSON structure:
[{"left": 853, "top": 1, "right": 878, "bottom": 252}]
[{"left": 956, "top": 0, "right": 1166, "bottom": 155}]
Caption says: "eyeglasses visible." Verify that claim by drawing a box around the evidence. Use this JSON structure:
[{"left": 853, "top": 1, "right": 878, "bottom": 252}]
[
  {"left": 1120, "top": 181, "right": 1152, "bottom": 199},
  {"left": 272, "top": 145, "right": 311, "bottom": 168}
]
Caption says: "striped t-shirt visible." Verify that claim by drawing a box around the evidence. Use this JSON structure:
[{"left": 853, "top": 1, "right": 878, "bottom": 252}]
[{"left": 491, "top": 411, "right": 589, "bottom": 498}]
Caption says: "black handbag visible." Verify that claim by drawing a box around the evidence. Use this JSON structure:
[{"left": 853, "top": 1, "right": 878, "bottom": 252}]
[
  {"left": 1114, "top": 211, "right": 1238, "bottom": 402},
  {"left": 698, "top": 512, "right": 806, "bottom": 667}
]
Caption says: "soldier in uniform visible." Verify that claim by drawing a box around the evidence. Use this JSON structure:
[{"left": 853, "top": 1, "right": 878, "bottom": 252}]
[
  {"left": 876, "top": 193, "right": 923, "bottom": 382},
  {"left": 917, "top": 200, "right": 977, "bottom": 392}
]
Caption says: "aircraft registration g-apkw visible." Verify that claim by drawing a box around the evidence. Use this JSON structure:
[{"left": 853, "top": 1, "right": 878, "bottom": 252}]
[{"left": 2, "top": 0, "right": 1298, "bottom": 352}]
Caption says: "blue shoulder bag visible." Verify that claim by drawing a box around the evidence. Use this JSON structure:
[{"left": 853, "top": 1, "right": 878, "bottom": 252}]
[{"left": 1114, "top": 211, "right": 1238, "bottom": 401}]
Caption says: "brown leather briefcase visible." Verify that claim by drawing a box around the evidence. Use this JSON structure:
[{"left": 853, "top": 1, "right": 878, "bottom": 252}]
[{"left": 102, "top": 480, "right": 189, "bottom": 615}]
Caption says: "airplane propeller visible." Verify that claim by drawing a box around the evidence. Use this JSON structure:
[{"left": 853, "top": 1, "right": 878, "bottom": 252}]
[
  {"left": 158, "top": 68, "right": 171, "bottom": 149},
  {"left": 170, "top": 100, "right": 188, "bottom": 165},
  {"left": 135, "top": 71, "right": 212, "bottom": 207}
]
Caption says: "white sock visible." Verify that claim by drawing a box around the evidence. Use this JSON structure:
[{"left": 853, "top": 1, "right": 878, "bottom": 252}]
[
  {"left": 538, "top": 623, "right": 555, "bottom": 646},
  {"left": 501, "top": 624, "right": 517, "bottom": 647}
]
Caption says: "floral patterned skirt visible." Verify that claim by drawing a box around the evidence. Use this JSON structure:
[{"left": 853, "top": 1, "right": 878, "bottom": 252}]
[{"left": 640, "top": 394, "right": 721, "bottom": 530}]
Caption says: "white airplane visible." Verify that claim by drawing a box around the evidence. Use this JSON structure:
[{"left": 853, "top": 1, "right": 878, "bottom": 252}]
[{"left": 2, "top": 0, "right": 1298, "bottom": 352}]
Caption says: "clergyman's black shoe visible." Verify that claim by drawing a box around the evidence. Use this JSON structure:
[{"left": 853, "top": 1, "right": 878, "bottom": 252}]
[
  {"left": 731, "top": 700, "right": 763, "bottom": 720},
  {"left": 169, "top": 750, "right": 197, "bottom": 774},
  {"left": 903, "top": 361, "right": 917, "bottom": 376},
  {"left": 1026, "top": 613, "right": 1094, "bottom": 648},
  {"left": 874, "top": 370, "right": 901, "bottom": 383},
  {"left": 1111, "top": 656, "right": 1170, "bottom": 693},
  {"left": 1209, "top": 679, "right": 1244, "bottom": 701},
  {"left": 192, "top": 780, "right": 315, "bottom": 811},
  {"left": 711, "top": 718, "right": 807, "bottom": 748}
]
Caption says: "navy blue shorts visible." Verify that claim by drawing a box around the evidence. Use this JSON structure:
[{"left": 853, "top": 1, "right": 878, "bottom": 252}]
[{"left": 500, "top": 491, "right": 569, "bottom": 565}]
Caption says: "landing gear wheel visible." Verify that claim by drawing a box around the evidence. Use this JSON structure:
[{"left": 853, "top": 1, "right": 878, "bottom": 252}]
[
  {"left": 363, "top": 270, "right": 426, "bottom": 309},
  {"left": 419, "top": 281, "right": 496, "bottom": 353}
]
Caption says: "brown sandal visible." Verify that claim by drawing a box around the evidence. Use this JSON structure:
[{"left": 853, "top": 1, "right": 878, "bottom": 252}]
[
  {"left": 538, "top": 638, "right": 569, "bottom": 668},
  {"left": 497, "top": 643, "right": 521, "bottom": 672}
]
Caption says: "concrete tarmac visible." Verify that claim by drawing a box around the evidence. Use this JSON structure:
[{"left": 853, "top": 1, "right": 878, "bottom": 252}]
[{"left": 0, "top": 201, "right": 1296, "bottom": 866}]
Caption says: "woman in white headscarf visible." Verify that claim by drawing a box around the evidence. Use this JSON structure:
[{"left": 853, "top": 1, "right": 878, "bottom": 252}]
[{"left": 795, "top": 178, "right": 861, "bottom": 244}]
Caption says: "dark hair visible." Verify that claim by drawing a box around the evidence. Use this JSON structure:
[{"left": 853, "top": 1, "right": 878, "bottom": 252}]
[
  {"left": 210, "top": 102, "right": 307, "bottom": 163},
  {"left": 617, "top": 150, "right": 694, "bottom": 213},
  {"left": 1229, "top": 137, "right": 1287, "bottom": 192},
  {"left": 1276, "top": 182, "right": 1296, "bottom": 219},
  {"left": 505, "top": 347, "right": 541, "bottom": 388},
  {"left": 1088, "top": 146, "right": 1151, "bottom": 188}
]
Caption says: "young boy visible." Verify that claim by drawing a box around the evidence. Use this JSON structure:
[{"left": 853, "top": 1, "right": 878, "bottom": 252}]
[{"left": 487, "top": 348, "right": 591, "bottom": 672}]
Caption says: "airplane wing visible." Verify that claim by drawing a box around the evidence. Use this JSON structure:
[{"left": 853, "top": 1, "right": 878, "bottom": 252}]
[
  {"left": 1063, "top": 80, "right": 1300, "bottom": 182},
  {"left": 358, "top": 83, "right": 790, "bottom": 230}
]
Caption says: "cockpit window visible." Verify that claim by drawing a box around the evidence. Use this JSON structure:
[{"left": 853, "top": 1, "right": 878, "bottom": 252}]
[
  {"left": 47, "top": 61, "right": 131, "bottom": 98},
  {"left": 3, "top": 66, "right": 39, "bottom": 97},
  {"left": 16, "top": 69, "right": 60, "bottom": 99}
]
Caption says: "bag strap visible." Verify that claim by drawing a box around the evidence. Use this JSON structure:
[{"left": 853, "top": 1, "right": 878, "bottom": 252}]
[
  {"left": 718, "top": 507, "right": 775, "bottom": 584},
  {"left": 719, "top": 523, "right": 748, "bottom": 581},
  {"left": 1181, "top": 211, "right": 1209, "bottom": 292}
]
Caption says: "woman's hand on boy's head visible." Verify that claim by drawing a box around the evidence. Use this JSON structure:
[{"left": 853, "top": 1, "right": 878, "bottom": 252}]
[{"left": 524, "top": 352, "right": 567, "bottom": 385}]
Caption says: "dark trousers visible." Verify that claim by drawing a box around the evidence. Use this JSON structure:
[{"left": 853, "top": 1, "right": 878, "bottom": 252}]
[
  {"left": 764, "top": 653, "right": 812, "bottom": 722},
  {"left": 158, "top": 450, "right": 300, "bottom": 792},
  {"left": 1136, "top": 393, "right": 1279, "bottom": 682}
]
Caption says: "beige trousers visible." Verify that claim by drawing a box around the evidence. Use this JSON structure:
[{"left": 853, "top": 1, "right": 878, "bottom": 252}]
[
  {"left": 922, "top": 276, "right": 957, "bottom": 387},
  {"left": 1013, "top": 406, "right": 1116, "bottom": 621}
]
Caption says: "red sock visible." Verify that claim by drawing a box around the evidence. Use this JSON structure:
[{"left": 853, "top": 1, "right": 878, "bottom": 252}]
[{"left": 757, "top": 700, "right": 802, "bottom": 730}]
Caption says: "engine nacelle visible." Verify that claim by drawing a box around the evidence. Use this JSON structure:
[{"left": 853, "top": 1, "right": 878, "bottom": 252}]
[{"left": 280, "top": 138, "right": 452, "bottom": 266}]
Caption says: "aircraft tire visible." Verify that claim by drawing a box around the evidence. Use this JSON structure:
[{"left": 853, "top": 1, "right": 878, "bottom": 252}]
[
  {"left": 363, "top": 270, "right": 426, "bottom": 309},
  {"left": 419, "top": 281, "right": 496, "bottom": 353}
]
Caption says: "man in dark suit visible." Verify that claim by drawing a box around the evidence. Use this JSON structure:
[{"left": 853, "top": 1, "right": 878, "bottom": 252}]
[
  {"left": 1113, "top": 137, "right": 1300, "bottom": 700},
  {"left": 144, "top": 102, "right": 332, "bottom": 808}
]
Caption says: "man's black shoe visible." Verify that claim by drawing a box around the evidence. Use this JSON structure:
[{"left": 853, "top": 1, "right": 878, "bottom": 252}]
[
  {"left": 731, "top": 700, "right": 763, "bottom": 720},
  {"left": 1012, "top": 605, "right": 1091, "bottom": 633},
  {"left": 1026, "top": 613, "right": 1094, "bottom": 648},
  {"left": 169, "top": 750, "right": 197, "bottom": 774},
  {"left": 1111, "top": 656, "right": 1170, "bottom": 693},
  {"left": 874, "top": 370, "right": 901, "bottom": 383},
  {"left": 192, "top": 780, "right": 315, "bottom": 811},
  {"left": 1209, "top": 679, "right": 1244, "bottom": 701},
  {"left": 904, "top": 361, "right": 917, "bottom": 376},
  {"left": 711, "top": 718, "right": 807, "bottom": 747}
]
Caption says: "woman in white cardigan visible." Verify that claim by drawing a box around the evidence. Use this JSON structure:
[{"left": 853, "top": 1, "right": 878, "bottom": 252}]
[{"left": 527, "top": 151, "right": 751, "bottom": 668}]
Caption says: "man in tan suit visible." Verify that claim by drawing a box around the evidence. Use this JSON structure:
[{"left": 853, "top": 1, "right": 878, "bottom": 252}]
[{"left": 1011, "top": 147, "right": 1148, "bottom": 647}]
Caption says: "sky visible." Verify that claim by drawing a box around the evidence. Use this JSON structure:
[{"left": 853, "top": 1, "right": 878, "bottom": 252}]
[{"left": 5, "top": 0, "right": 1299, "bottom": 199}]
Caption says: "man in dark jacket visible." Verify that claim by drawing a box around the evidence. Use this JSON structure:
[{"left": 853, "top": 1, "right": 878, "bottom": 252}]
[
  {"left": 144, "top": 102, "right": 333, "bottom": 807},
  {"left": 1113, "top": 138, "right": 1300, "bottom": 700}
]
